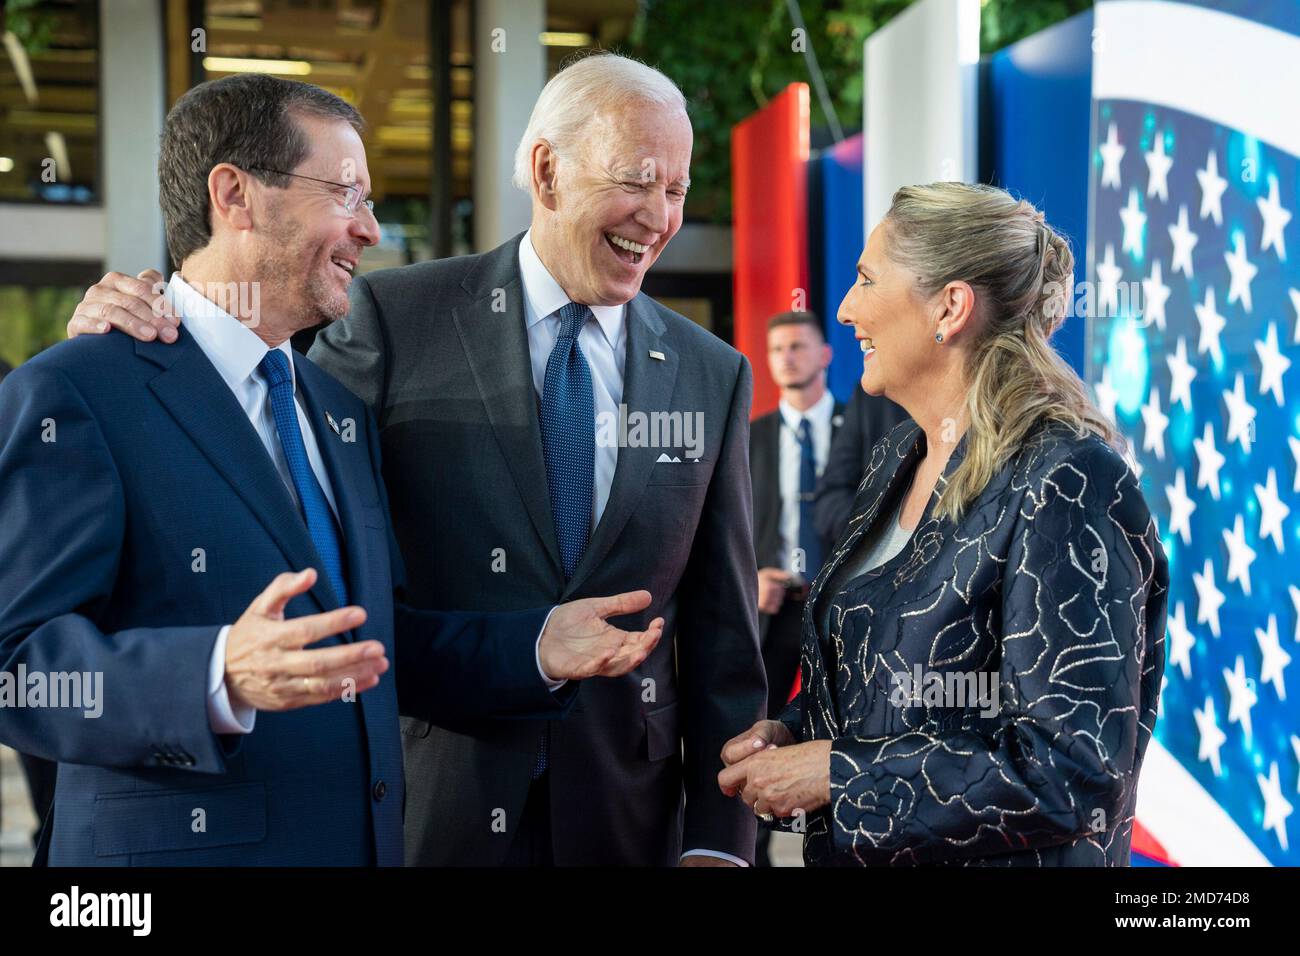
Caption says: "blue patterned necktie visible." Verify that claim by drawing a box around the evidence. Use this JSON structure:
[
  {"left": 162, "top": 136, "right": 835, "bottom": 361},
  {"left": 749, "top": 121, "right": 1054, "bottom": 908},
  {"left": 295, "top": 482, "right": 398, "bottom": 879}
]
[
  {"left": 540, "top": 302, "right": 595, "bottom": 580},
  {"left": 797, "top": 417, "right": 824, "bottom": 580},
  {"left": 257, "top": 349, "right": 349, "bottom": 607},
  {"left": 534, "top": 302, "right": 595, "bottom": 778}
]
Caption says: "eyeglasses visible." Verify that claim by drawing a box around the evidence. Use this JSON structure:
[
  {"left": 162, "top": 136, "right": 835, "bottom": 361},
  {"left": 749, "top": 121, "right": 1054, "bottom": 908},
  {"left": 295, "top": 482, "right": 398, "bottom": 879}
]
[{"left": 248, "top": 166, "right": 375, "bottom": 217}]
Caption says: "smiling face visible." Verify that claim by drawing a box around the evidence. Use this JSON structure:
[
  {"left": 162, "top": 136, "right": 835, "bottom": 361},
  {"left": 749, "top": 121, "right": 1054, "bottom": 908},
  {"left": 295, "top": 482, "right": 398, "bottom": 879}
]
[
  {"left": 836, "top": 222, "right": 939, "bottom": 402},
  {"left": 252, "top": 112, "right": 380, "bottom": 326},
  {"left": 530, "top": 101, "right": 692, "bottom": 306}
]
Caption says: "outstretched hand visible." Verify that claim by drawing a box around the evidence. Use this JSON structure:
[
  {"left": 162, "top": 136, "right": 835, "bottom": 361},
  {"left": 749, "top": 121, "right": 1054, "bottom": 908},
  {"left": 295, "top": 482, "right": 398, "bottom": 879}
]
[{"left": 538, "top": 590, "right": 663, "bottom": 681}]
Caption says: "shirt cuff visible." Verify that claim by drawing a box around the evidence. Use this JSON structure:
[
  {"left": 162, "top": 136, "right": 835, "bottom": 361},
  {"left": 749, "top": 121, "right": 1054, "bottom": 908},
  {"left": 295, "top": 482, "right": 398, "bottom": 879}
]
[
  {"left": 207, "top": 624, "right": 256, "bottom": 734},
  {"left": 536, "top": 606, "right": 568, "bottom": 692},
  {"left": 681, "top": 849, "right": 749, "bottom": 867}
]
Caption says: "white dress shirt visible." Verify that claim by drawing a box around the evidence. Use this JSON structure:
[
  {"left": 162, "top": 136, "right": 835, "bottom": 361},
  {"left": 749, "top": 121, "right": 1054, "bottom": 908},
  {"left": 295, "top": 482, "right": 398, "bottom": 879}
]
[
  {"left": 516, "top": 235, "right": 745, "bottom": 867},
  {"left": 777, "top": 390, "right": 836, "bottom": 575},
  {"left": 169, "top": 273, "right": 339, "bottom": 737},
  {"left": 168, "top": 273, "right": 562, "bottom": 738}
]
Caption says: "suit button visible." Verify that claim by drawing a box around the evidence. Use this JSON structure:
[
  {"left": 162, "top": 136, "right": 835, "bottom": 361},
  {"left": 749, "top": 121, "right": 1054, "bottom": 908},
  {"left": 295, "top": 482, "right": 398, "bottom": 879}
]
[{"left": 372, "top": 780, "right": 387, "bottom": 801}]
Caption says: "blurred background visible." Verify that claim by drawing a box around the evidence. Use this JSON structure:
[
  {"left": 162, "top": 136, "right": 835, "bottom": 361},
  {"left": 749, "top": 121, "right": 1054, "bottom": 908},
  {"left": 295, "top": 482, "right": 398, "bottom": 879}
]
[
  {"left": 0, "top": 0, "right": 1084, "bottom": 370},
  {"left": 3, "top": 0, "right": 1298, "bottom": 869}
]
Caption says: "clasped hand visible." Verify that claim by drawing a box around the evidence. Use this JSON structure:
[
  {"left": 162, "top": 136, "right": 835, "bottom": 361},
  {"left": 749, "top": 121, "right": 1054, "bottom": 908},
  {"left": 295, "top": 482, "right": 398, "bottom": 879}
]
[{"left": 717, "top": 719, "right": 832, "bottom": 820}]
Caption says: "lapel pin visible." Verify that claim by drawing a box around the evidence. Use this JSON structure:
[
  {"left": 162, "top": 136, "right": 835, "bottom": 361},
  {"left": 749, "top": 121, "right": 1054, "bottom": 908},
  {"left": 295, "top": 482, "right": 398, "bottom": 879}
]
[
  {"left": 649, "top": 349, "right": 666, "bottom": 361},
  {"left": 325, "top": 410, "right": 341, "bottom": 436},
  {"left": 832, "top": 414, "right": 844, "bottom": 428}
]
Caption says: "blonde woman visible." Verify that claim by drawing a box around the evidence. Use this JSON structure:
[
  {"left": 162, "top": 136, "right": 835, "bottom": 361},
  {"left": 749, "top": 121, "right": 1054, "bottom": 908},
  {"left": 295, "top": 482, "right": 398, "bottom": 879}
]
[{"left": 719, "top": 183, "right": 1168, "bottom": 866}]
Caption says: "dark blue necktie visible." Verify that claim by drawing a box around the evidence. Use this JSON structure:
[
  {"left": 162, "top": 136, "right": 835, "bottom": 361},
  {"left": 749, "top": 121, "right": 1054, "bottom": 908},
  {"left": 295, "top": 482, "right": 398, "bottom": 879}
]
[
  {"left": 534, "top": 302, "right": 595, "bottom": 778},
  {"left": 797, "top": 417, "right": 823, "bottom": 580},
  {"left": 540, "top": 302, "right": 595, "bottom": 580},
  {"left": 258, "top": 349, "right": 349, "bottom": 607}
]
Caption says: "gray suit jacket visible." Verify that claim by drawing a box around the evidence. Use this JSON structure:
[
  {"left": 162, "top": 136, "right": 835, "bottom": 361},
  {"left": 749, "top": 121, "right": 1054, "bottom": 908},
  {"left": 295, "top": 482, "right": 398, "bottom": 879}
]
[{"left": 309, "top": 234, "right": 766, "bottom": 865}]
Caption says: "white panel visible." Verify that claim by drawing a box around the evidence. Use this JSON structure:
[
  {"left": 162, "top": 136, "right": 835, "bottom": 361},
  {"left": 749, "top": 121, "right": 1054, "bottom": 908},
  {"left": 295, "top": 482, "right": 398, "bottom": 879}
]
[
  {"left": 0, "top": 205, "right": 105, "bottom": 261},
  {"left": 474, "top": 0, "right": 546, "bottom": 252},
  {"left": 863, "top": 0, "right": 981, "bottom": 235},
  {"left": 100, "top": 0, "right": 165, "bottom": 272}
]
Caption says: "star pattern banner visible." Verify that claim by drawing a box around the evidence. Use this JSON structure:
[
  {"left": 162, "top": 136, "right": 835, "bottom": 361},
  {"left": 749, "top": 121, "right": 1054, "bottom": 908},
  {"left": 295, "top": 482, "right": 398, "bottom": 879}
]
[{"left": 1087, "top": 0, "right": 1299, "bottom": 866}]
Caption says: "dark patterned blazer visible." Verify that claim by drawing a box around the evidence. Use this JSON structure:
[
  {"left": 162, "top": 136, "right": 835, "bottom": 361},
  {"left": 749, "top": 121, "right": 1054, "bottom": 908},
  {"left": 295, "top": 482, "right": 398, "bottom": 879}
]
[{"left": 782, "top": 416, "right": 1168, "bottom": 866}]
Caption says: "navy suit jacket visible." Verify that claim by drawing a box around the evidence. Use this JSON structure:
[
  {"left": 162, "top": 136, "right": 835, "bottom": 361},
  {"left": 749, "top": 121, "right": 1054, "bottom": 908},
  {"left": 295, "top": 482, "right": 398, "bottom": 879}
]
[{"left": 0, "top": 327, "right": 572, "bottom": 866}]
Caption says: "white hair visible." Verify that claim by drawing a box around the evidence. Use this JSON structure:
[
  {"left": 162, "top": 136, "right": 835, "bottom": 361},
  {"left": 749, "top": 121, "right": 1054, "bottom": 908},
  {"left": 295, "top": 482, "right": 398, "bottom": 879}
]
[{"left": 511, "top": 52, "right": 687, "bottom": 192}]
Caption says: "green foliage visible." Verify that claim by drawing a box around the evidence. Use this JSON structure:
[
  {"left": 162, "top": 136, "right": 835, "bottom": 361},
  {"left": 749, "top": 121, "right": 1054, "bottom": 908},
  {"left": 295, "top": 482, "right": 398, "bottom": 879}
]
[
  {"left": 630, "top": 0, "right": 1093, "bottom": 223},
  {"left": 0, "top": 287, "right": 83, "bottom": 367},
  {"left": 4, "top": 0, "right": 58, "bottom": 54}
]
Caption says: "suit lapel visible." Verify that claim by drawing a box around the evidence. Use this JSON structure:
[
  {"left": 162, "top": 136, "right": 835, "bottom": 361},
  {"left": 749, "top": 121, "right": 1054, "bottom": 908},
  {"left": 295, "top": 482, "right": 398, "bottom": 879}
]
[
  {"left": 452, "top": 240, "right": 564, "bottom": 580},
  {"left": 141, "top": 332, "right": 334, "bottom": 613},
  {"left": 565, "top": 294, "right": 677, "bottom": 596}
]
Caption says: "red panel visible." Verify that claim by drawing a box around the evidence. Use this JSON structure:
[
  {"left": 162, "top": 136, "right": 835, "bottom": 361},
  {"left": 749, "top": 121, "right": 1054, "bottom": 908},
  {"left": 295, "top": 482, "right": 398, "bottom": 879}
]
[{"left": 731, "top": 84, "right": 810, "bottom": 419}]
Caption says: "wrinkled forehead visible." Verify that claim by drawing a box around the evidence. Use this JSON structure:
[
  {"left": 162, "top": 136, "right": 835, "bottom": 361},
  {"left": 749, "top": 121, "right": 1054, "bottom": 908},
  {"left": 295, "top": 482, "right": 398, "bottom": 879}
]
[{"left": 584, "top": 103, "right": 692, "bottom": 181}]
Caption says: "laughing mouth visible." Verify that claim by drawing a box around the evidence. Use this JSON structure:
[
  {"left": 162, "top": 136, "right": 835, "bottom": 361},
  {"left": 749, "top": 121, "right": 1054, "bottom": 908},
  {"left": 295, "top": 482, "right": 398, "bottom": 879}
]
[{"left": 605, "top": 232, "right": 650, "bottom": 265}]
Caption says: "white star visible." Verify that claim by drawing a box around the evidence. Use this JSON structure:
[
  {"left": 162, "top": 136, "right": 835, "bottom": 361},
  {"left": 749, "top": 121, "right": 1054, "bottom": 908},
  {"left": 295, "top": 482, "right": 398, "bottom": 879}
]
[
  {"left": 1100, "top": 122, "right": 1125, "bottom": 190},
  {"left": 1225, "top": 233, "right": 1258, "bottom": 313},
  {"left": 1258, "top": 175, "right": 1292, "bottom": 261},
  {"left": 1168, "top": 204, "right": 1199, "bottom": 277},
  {"left": 1292, "top": 585, "right": 1300, "bottom": 643},
  {"left": 1167, "top": 336, "right": 1196, "bottom": 411},
  {"left": 1140, "top": 258, "right": 1170, "bottom": 331},
  {"left": 1222, "top": 514, "right": 1257, "bottom": 597},
  {"left": 1222, "top": 372, "right": 1257, "bottom": 453},
  {"left": 1222, "top": 655, "right": 1257, "bottom": 742},
  {"left": 1255, "top": 323, "right": 1291, "bottom": 406},
  {"left": 1144, "top": 132, "right": 1173, "bottom": 202},
  {"left": 1194, "top": 422, "right": 1226, "bottom": 500},
  {"left": 1194, "top": 696, "right": 1227, "bottom": 776},
  {"left": 1197, "top": 149, "right": 1228, "bottom": 226},
  {"left": 1141, "top": 388, "right": 1169, "bottom": 460},
  {"left": 1254, "top": 468, "right": 1290, "bottom": 552},
  {"left": 1293, "top": 736, "right": 1300, "bottom": 792},
  {"left": 1193, "top": 557, "right": 1226, "bottom": 637},
  {"left": 1097, "top": 243, "right": 1122, "bottom": 317},
  {"left": 1167, "top": 602, "right": 1196, "bottom": 679},
  {"left": 1194, "top": 285, "right": 1226, "bottom": 364},
  {"left": 1290, "top": 288, "right": 1300, "bottom": 344},
  {"left": 1120, "top": 188, "right": 1147, "bottom": 257},
  {"left": 1165, "top": 469, "right": 1196, "bottom": 545},
  {"left": 1256, "top": 614, "right": 1292, "bottom": 700},
  {"left": 1257, "top": 762, "right": 1293, "bottom": 852},
  {"left": 1093, "top": 365, "right": 1119, "bottom": 424}
]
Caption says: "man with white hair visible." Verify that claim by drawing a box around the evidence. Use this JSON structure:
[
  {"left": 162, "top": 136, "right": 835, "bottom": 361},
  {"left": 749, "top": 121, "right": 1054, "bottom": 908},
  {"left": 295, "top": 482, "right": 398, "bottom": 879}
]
[
  {"left": 318, "top": 51, "right": 764, "bottom": 867},
  {"left": 70, "top": 53, "right": 765, "bottom": 866}
]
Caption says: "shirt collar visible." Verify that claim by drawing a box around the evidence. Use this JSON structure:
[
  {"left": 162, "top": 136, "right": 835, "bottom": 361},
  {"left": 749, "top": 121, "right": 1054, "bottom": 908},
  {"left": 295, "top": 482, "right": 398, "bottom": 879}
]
[
  {"left": 167, "top": 272, "right": 295, "bottom": 393},
  {"left": 778, "top": 389, "right": 835, "bottom": 431},
  {"left": 518, "top": 229, "right": 625, "bottom": 349}
]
